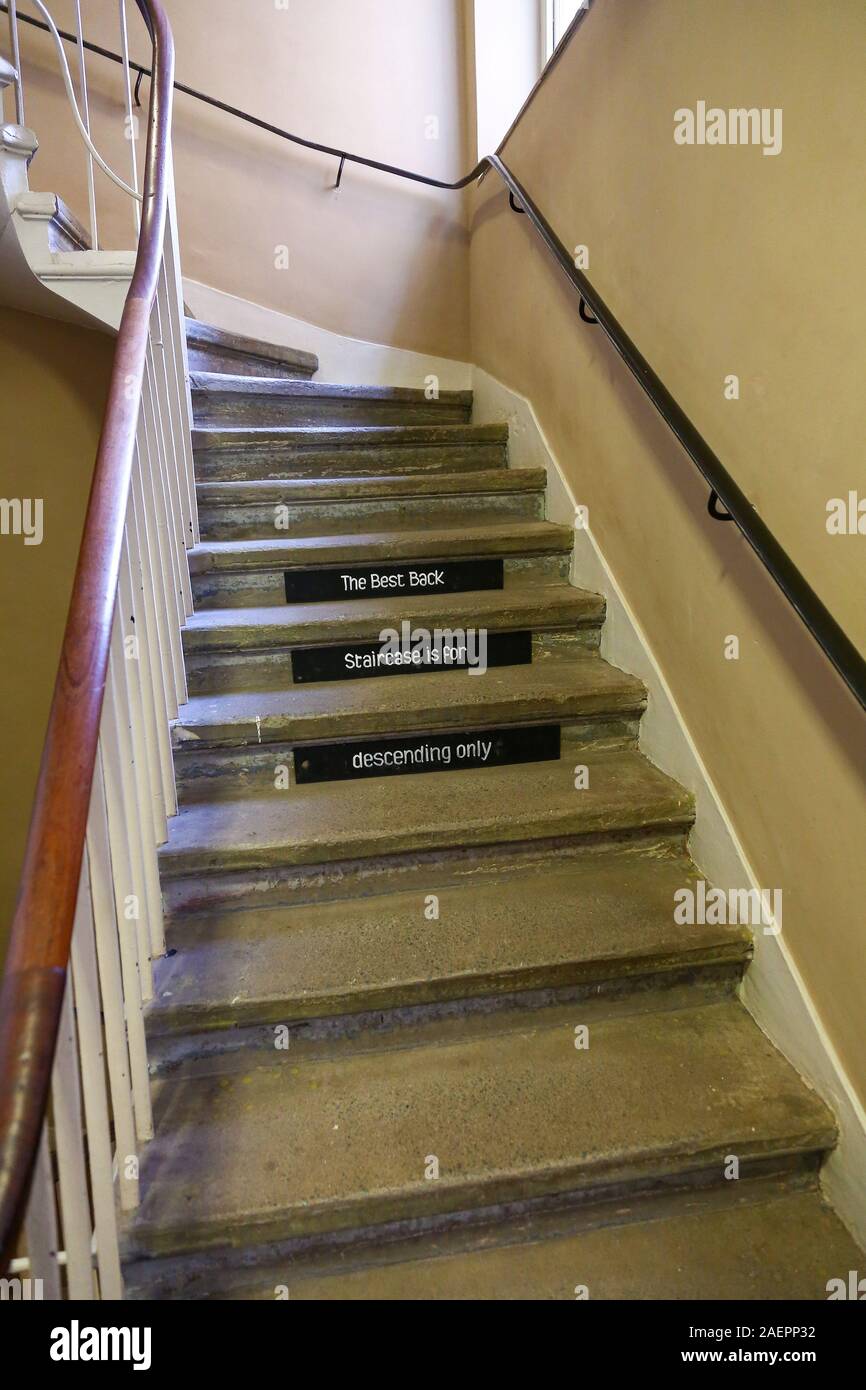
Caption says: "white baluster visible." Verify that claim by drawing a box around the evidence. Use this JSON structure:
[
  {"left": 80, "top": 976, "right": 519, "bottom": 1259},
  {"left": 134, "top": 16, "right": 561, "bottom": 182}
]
[
  {"left": 108, "top": 609, "right": 163, "bottom": 978},
  {"left": 93, "top": 741, "right": 153, "bottom": 1144},
  {"left": 118, "top": 0, "right": 140, "bottom": 234},
  {"left": 85, "top": 766, "right": 141, "bottom": 1212},
  {"left": 72, "top": 0, "right": 98, "bottom": 247},
  {"left": 70, "top": 861, "right": 124, "bottom": 1299},
  {"left": 138, "top": 382, "right": 188, "bottom": 704},
  {"left": 6, "top": 0, "right": 25, "bottom": 125},
  {"left": 51, "top": 960, "right": 95, "bottom": 1299},
  {"left": 125, "top": 493, "right": 176, "bottom": 826},
  {"left": 162, "top": 163, "right": 200, "bottom": 544},
  {"left": 132, "top": 443, "right": 182, "bottom": 798},
  {"left": 145, "top": 325, "right": 194, "bottom": 618},
  {"left": 118, "top": 529, "right": 165, "bottom": 851},
  {"left": 23, "top": 1126, "right": 62, "bottom": 1300},
  {"left": 152, "top": 285, "right": 196, "bottom": 601}
]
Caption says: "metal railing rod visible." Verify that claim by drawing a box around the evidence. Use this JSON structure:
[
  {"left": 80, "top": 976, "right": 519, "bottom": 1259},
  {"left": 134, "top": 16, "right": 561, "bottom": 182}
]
[
  {"left": 72, "top": 0, "right": 98, "bottom": 246},
  {"left": 119, "top": 0, "right": 141, "bottom": 233},
  {"left": 5, "top": 0, "right": 24, "bottom": 123},
  {"left": 485, "top": 155, "right": 866, "bottom": 711}
]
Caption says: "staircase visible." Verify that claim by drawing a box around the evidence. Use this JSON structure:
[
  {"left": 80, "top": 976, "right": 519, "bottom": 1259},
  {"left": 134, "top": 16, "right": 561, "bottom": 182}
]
[{"left": 122, "top": 320, "right": 862, "bottom": 1300}]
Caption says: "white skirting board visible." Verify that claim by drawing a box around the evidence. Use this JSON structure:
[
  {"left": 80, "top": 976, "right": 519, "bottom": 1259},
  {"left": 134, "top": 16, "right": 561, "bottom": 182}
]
[
  {"left": 471, "top": 364, "right": 866, "bottom": 1251},
  {"left": 182, "top": 279, "right": 473, "bottom": 392}
]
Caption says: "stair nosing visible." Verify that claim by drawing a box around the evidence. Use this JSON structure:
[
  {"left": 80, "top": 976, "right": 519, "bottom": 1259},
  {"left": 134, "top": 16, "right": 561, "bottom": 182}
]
[
  {"left": 171, "top": 659, "right": 647, "bottom": 750},
  {"left": 194, "top": 469, "right": 545, "bottom": 505},
  {"left": 187, "top": 519, "right": 575, "bottom": 575},
  {"left": 185, "top": 318, "right": 319, "bottom": 374},
  {"left": 190, "top": 374, "right": 474, "bottom": 405},
  {"left": 157, "top": 749, "right": 696, "bottom": 879}
]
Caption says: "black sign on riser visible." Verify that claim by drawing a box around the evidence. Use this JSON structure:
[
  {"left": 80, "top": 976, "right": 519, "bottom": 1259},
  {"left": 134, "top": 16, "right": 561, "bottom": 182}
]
[
  {"left": 292, "top": 630, "right": 533, "bottom": 683},
  {"left": 295, "top": 724, "right": 562, "bottom": 785},
  {"left": 284, "top": 558, "right": 504, "bottom": 604}
]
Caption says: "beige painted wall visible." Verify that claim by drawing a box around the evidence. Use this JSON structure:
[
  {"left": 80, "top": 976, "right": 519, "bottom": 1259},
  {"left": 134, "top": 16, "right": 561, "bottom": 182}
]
[
  {"left": 0, "top": 308, "right": 114, "bottom": 964},
  {"left": 17, "top": 0, "right": 472, "bottom": 359},
  {"left": 470, "top": 0, "right": 866, "bottom": 1102}
]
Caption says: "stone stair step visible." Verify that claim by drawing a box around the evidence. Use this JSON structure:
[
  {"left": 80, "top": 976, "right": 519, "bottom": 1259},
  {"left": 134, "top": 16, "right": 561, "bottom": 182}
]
[
  {"left": 157, "top": 747, "right": 695, "bottom": 881},
  {"left": 184, "top": 583, "right": 604, "bottom": 654},
  {"left": 196, "top": 469, "right": 547, "bottom": 539},
  {"left": 284, "top": 1188, "right": 861, "bottom": 1303},
  {"left": 185, "top": 318, "right": 318, "bottom": 379},
  {"left": 191, "top": 375, "right": 473, "bottom": 428},
  {"left": 171, "top": 656, "right": 647, "bottom": 802},
  {"left": 188, "top": 515, "right": 573, "bottom": 609},
  {"left": 146, "top": 850, "right": 749, "bottom": 1039},
  {"left": 192, "top": 424, "right": 509, "bottom": 481},
  {"left": 170, "top": 1188, "right": 860, "bottom": 1302},
  {"left": 173, "top": 654, "right": 645, "bottom": 749},
  {"left": 48, "top": 194, "right": 91, "bottom": 252},
  {"left": 182, "top": 584, "right": 606, "bottom": 693},
  {"left": 124, "top": 999, "right": 835, "bottom": 1260}
]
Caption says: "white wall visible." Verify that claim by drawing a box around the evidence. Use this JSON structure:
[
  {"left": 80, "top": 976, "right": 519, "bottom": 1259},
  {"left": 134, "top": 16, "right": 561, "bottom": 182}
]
[{"left": 473, "top": 0, "right": 543, "bottom": 157}]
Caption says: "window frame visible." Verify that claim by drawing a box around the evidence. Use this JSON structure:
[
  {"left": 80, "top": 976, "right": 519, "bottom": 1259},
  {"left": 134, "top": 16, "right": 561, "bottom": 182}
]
[{"left": 543, "top": 0, "right": 587, "bottom": 64}]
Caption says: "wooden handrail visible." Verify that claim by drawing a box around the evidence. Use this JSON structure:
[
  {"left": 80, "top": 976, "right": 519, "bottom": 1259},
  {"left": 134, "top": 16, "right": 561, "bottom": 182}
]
[{"left": 0, "top": 0, "right": 175, "bottom": 1267}]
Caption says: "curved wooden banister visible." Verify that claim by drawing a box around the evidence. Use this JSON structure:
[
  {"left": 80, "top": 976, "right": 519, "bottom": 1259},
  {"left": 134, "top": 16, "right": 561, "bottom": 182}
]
[{"left": 0, "top": 0, "right": 175, "bottom": 1267}]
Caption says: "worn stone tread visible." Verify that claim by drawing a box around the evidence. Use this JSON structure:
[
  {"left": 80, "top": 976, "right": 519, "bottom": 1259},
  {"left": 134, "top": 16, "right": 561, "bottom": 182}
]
[
  {"left": 190, "top": 374, "right": 473, "bottom": 406},
  {"left": 195, "top": 468, "right": 545, "bottom": 506},
  {"left": 185, "top": 318, "right": 318, "bottom": 378},
  {"left": 247, "top": 1191, "right": 864, "bottom": 1301},
  {"left": 191, "top": 379, "right": 473, "bottom": 427},
  {"left": 172, "top": 654, "right": 645, "bottom": 749},
  {"left": 191, "top": 423, "right": 510, "bottom": 480},
  {"left": 158, "top": 747, "right": 694, "bottom": 878},
  {"left": 126, "top": 1000, "right": 835, "bottom": 1257},
  {"left": 192, "top": 422, "right": 508, "bottom": 451},
  {"left": 182, "top": 583, "right": 604, "bottom": 657},
  {"left": 147, "top": 852, "right": 748, "bottom": 1035},
  {"left": 49, "top": 195, "right": 91, "bottom": 252},
  {"left": 188, "top": 515, "right": 573, "bottom": 574}
]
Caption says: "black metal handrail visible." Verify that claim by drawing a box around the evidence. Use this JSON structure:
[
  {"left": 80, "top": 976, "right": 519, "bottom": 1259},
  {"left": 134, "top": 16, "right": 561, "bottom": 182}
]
[{"left": 6, "top": 2, "right": 865, "bottom": 711}]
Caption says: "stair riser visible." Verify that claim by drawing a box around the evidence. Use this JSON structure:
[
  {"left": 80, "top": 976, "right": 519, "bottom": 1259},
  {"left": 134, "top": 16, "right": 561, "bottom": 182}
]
[
  {"left": 196, "top": 490, "right": 544, "bottom": 541},
  {"left": 191, "top": 554, "right": 570, "bottom": 610},
  {"left": 193, "top": 398, "right": 472, "bottom": 429},
  {"left": 123, "top": 1145, "right": 827, "bottom": 1265},
  {"left": 194, "top": 442, "right": 508, "bottom": 482},
  {"left": 184, "top": 629, "right": 601, "bottom": 695},
  {"left": 187, "top": 346, "right": 316, "bottom": 379},
  {"left": 186, "top": 631, "right": 600, "bottom": 695},
  {"left": 172, "top": 717, "right": 642, "bottom": 804},
  {"left": 146, "top": 963, "right": 747, "bottom": 1058}
]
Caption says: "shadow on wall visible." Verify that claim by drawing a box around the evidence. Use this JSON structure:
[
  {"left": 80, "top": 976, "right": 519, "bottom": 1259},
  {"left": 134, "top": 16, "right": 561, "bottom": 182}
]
[{"left": 170, "top": 112, "right": 472, "bottom": 361}]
